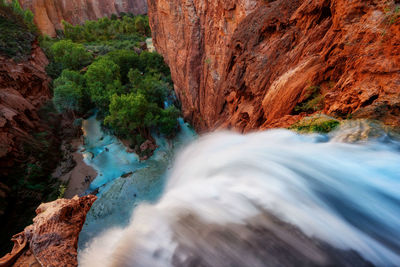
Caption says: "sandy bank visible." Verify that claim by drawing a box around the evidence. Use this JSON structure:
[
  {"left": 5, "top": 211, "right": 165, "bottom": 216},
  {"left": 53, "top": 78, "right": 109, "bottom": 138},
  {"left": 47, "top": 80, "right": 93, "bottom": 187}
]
[{"left": 55, "top": 139, "right": 97, "bottom": 198}]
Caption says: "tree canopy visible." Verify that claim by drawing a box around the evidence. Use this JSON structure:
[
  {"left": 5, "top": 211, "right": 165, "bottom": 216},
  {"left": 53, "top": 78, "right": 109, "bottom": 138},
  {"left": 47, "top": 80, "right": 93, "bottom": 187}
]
[
  {"left": 47, "top": 14, "right": 180, "bottom": 148},
  {"left": 50, "top": 40, "right": 93, "bottom": 70}
]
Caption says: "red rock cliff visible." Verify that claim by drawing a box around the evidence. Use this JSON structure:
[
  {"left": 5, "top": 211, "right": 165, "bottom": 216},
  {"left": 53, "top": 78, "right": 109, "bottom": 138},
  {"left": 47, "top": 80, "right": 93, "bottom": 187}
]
[
  {"left": 148, "top": 0, "right": 400, "bottom": 132},
  {"left": 0, "top": 41, "right": 51, "bottom": 176},
  {"left": 0, "top": 195, "right": 97, "bottom": 267},
  {"left": 17, "top": 0, "right": 148, "bottom": 37}
]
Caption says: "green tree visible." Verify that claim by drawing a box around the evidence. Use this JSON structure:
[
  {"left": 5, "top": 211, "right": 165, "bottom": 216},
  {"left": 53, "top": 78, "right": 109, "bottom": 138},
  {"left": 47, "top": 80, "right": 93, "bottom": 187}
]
[
  {"left": 50, "top": 39, "right": 93, "bottom": 70},
  {"left": 103, "top": 50, "right": 140, "bottom": 84},
  {"left": 54, "top": 69, "right": 85, "bottom": 88},
  {"left": 138, "top": 51, "right": 170, "bottom": 76},
  {"left": 158, "top": 106, "right": 180, "bottom": 136},
  {"left": 134, "top": 73, "right": 169, "bottom": 107},
  {"left": 53, "top": 82, "right": 82, "bottom": 114},
  {"left": 84, "top": 58, "right": 122, "bottom": 111},
  {"left": 122, "top": 15, "right": 136, "bottom": 34},
  {"left": 53, "top": 70, "right": 86, "bottom": 114},
  {"left": 134, "top": 15, "right": 149, "bottom": 35},
  {"left": 62, "top": 21, "right": 84, "bottom": 41},
  {"left": 82, "top": 20, "right": 97, "bottom": 42},
  {"left": 104, "top": 93, "right": 160, "bottom": 139},
  {"left": 127, "top": 68, "right": 143, "bottom": 86}
]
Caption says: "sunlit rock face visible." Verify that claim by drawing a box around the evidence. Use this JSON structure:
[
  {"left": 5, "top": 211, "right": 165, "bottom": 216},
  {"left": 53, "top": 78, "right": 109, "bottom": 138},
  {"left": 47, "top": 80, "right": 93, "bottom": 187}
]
[
  {"left": 17, "top": 0, "right": 148, "bottom": 37},
  {"left": 148, "top": 0, "right": 400, "bottom": 132},
  {"left": 0, "top": 195, "right": 96, "bottom": 267}
]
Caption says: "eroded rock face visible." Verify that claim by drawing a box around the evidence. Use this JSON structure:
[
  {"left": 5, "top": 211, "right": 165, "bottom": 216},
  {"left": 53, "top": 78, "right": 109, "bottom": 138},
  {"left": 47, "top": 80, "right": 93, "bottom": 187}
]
[
  {"left": 0, "top": 195, "right": 97, "bottom": 267},
  {"left": 17, "top": 0, "right": 148, "bottom": 37},
  {"left": 0, "top": 41, "right": 51, "bottom": 177},
  {"left": 148, "top": 0, "right": 400, "bottom": 132}
]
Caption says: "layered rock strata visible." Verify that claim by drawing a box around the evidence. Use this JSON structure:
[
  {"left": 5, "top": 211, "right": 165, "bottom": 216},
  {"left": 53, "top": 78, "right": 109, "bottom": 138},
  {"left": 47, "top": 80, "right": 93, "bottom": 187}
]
[
  {"left": 148, "top": 0, "right": 400, "bottom": 132},
  {"left": 0, "top": 195, "right": 96, "bottom": 267}
]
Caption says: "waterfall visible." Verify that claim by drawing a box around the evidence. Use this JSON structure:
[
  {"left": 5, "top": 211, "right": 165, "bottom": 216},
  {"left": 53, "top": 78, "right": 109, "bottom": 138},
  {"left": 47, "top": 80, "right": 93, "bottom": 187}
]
[
  {"left": 78, "top": 117, "right": 196, "bottom": 249},
  {"left": 79, "top": 128, "right": 400, "bottom": 267}
]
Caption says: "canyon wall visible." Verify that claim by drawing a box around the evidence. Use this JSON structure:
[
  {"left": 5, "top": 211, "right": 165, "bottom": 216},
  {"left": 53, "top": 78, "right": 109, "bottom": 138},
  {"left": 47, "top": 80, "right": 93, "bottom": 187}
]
[
  {"left": 0, "top": 195, "right": 96, "bottom": 267},
  {"left": 0, "top": 41, "right": 51, "bottom": 178},
  {"left": 18, "top": 0, "right": 148, "bottom": 37},
  {"left": 148, "top": 0, "right": 400, "bottom": 132}
]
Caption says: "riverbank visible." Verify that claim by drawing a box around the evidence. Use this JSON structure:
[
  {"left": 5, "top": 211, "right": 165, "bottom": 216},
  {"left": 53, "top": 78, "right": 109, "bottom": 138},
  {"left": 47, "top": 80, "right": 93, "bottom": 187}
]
[{"left": 54, "top": 139, "right": 97, "bottom": 198}]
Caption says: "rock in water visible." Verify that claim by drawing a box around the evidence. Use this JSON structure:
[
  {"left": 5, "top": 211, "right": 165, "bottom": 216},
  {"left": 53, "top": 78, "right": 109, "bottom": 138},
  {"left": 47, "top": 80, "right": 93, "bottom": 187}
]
[{"left": 0, "top": 195, "right": 97, "bottom": 267}]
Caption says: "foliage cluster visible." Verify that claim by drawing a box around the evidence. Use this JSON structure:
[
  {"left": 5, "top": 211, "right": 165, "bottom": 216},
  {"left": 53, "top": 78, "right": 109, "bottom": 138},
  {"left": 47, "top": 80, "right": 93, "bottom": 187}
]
[
  {"left": 49, "top": 15, "right": 179, "bottom": 145},
  {"left": 41, "top": 14, "right": 152, "bottom": 78},
  {"left": 290, "top": 115, "right": 340, "bottom": 133},
  {"left": 293, "top": 85, "right": 324, "bottom": 114},
  {"left": 0, "top": 0, "right": 38, "bottom": 60},
  {"left": 62, "top": 15, "right": 150, "bottom": 43}
]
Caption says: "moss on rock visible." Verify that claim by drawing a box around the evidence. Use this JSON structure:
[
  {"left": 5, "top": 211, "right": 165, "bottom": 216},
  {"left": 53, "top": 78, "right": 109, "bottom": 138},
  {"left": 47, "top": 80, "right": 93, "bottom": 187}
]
[{"left": 289, "top": 114, "right": 340, "bottom": 133}]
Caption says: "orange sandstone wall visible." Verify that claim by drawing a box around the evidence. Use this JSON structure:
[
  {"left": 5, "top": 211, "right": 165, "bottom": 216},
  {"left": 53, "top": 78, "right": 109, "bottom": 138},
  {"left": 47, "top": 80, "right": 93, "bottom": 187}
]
[
  {"left": 148, "top": 0, "right": 400, "bottom": 132},
  {"left": 18, "top": 0, "right": 147, "bottom": 37}
]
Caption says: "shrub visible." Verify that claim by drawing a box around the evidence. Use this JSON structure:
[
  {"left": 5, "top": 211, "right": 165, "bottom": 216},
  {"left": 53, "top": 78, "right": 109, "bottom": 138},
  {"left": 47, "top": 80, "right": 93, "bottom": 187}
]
[
  {"left": 53, "top": 70, "right": 88, "bottom": 114},
  {"left": 158, "top": 106, "right": 180, "bottom": 136},
  {"left": 62, "top": 14, "right": 150, "bottom": 43},
  {"left": 45, "top": 61, "right": 63, "bottom": 79},
  {"left": 134, "top": 15, "right": 150, "bottom": 35},
  {"left": 290, "top": 115, "right": 340, "bottom": 133},
  {"left": 111, "top": 14, "right": 118, "bottom": 21},
  {"left": 0, "top": 0, "right": 37, "bottom": 60},
  {"left": 57, "top": 184, "right": 67, "bottom": 199},
  {"left": 293, "top": 85, "right": 324, "bottom": 114},
  {"left": 53, "top": 82, "right": 83, "bottom": 113},
  {"left": 54, "top": 69, "right": 86, "bottom": 88},
  {"left": 50, "top": 39, "right": 93, "bottom": 70}
]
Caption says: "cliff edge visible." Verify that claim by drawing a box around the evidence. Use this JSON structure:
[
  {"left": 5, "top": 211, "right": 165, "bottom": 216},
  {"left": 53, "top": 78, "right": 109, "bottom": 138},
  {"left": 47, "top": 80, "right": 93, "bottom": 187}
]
[{"left": 0, "top": 195, "right": 96, "bottom": 267}]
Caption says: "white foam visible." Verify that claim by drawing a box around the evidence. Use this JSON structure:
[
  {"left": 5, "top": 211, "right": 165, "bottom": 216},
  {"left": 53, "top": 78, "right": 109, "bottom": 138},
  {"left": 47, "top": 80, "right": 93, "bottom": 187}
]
[{"left": 80, "top": 129, "right": 400, "bottom": 266}]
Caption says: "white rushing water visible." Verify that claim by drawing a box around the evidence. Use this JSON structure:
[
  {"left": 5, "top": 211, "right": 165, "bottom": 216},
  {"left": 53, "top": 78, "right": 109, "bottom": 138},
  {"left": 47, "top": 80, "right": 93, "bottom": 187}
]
[
  {"left": 78, "top": 117, "right": 196, "bottom": 250},
  {"left": 79, "top": 126, "right": 400, "bottom": 267}
]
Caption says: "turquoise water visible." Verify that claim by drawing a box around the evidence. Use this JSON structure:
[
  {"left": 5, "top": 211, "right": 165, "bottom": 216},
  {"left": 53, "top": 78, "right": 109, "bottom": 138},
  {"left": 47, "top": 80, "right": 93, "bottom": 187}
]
[
  {"left": 81, "top": 116, "right": 142, "bottom": 190},
  {"left": 78, "top": 117, "right": 196, "bottom": 251},
  {"left": 79, "top": 125, "right": 400, "bottom": 266}
]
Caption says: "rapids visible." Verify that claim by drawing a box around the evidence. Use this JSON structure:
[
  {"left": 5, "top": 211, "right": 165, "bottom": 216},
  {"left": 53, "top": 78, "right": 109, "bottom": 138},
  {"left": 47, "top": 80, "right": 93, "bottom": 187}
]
[{"left": 78, "top": 124, "right": 400, "bottom": 267}]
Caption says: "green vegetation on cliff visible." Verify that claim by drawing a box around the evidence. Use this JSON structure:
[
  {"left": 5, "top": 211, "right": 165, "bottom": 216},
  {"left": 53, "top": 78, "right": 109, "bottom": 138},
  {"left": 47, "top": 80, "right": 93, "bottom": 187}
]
[
  {"left": 0, "top": 1, "right": 65, "bottom": 254},
  {"left": 0, "top": 8, "right": 178, "bottom": 253},
  {"left": 290, "top": 114, "right": 340, "bottom": 133},
  {"left": 0, "top": 0, "right": 38, "bottom": 60},
  {"left": 45, "top": 14, "right": 179, "bottom": 146},
  {"left": 292, "top": 86, "right": 324, "bottom": 114}
]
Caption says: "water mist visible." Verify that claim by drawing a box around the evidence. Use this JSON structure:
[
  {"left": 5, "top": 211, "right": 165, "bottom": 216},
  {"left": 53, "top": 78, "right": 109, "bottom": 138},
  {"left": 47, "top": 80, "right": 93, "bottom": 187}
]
[{"left": 79, "top": 129, "right": 400, "bottom": 267}]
